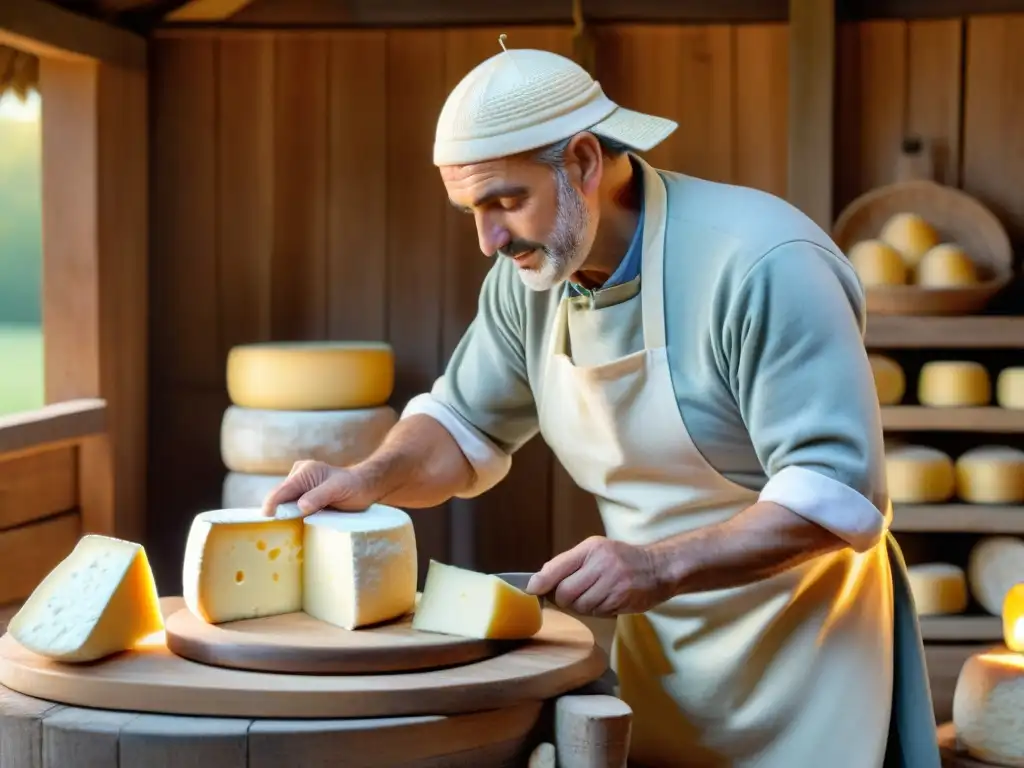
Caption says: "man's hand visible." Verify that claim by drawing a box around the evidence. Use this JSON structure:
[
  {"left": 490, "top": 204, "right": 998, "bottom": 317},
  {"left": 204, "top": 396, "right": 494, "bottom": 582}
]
[
  {"left": 526, "top": 536, "right": 671, "bottom": 617},
  {"left": 260, "top": 460, "right": 381, "bottom": 518}
]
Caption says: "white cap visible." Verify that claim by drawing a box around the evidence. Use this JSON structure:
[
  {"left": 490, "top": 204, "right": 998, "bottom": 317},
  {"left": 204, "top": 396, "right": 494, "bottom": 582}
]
[{"left": 433, "top": 46, "right": 678, "bottom": 166}]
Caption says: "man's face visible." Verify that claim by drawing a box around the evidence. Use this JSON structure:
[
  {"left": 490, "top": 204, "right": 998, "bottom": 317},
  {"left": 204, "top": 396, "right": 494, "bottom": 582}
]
[{"left": 441, "top": 147, "right": 597, "bottom": 291}]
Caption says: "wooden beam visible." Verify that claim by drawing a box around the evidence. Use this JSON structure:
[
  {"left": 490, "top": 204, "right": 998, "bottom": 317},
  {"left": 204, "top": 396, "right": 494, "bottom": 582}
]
[
  {"left": 837, "top": 0, "right": 1024, "bottom": 19},
  {"left": 40, "top": 56, "right": 149, "bottom": 543},
  {"left": 0, "top": 0, "right": 145, "bottom": 68},
  {"left": 165, "top": 0, "right": 257, "bottom": 21},
  {"left": 0, "top": 399, "right": 106, "bottom": 458},
  {"left": 787, "top": 0, "right": 835, "bottom": 229}
]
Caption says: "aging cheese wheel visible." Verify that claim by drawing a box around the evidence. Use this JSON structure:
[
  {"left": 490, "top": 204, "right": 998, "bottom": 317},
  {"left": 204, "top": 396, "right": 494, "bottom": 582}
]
[
  {"left": 997, "top": 367, "right": 1024, "bottom": 410},
  {"left": 220, "top": 405, "right": 397, "bottom": 475},
  {"left": 885, "top": 444, "right": 955, "bottom": 503},
  {"left": 879, "top": 212, "right": 940, "bottom": 267},
  {"left": 847, "top": 239, "right": 908, "bottom": 286},
  {"left": 956, "top": 446, "right": 1024, "bottom": 505},
  {"left": 953, "top": 651, "right": 1024, "bottom": 767},
  {"left": 222, "top": 472, "right": 285, "bottom": 509},
  {"left": 967, "top": 536, "right": 1024, "bottom": 616},
  {"left": 226, "top": 341, "right": 394, "bottom": 410},
  {"left": 907, "top": 563, "right": 968, "bottom": 615},
  {"left": 917, "top": 360, "right": 991, "bottom": 407},
  {"left": 915, "top": 243, "right": 978, "bottom": 287},
  {"left": 869, "top": 354, "right": 906, "bottom": 405}
]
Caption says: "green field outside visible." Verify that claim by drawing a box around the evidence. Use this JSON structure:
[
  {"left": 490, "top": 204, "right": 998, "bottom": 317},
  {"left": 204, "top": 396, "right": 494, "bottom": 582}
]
[{"left": 0, "top": 323, "right": 44, "bottom": 416}]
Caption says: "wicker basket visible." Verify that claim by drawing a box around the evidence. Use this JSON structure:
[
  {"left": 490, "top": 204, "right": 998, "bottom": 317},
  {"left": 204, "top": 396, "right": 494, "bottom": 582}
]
[{"left": 832, "top": 179, "right": 1014, "bottom": 316}]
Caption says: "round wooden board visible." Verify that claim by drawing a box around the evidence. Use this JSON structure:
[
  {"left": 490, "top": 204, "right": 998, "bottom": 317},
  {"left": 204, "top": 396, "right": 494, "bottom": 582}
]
[
  {"left": 0, "top": 597, "right": 606, "bottom": 719},
  {"left": 164, "top": 604, "right": 511, "bottom": 674},
  {"left": 937, "top": 722, "right": 1001, "bottom": 767}
]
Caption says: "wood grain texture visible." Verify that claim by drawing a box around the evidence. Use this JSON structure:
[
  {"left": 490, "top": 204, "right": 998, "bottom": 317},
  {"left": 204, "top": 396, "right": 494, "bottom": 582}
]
[
  {"left": 0, "top": 514, "right": 81, "bottom": 605},
  {"left": 0, "top": 598, "right": 604, "bottom": 719},
  {"left": 0, "top": 448, "right": 77, "bottom": 531},
  {"left": 734, "top": 23, "right": 789, "bottom": 197},
  {"left": 163, "top": 604, "right": 513, "bottom": 674}
]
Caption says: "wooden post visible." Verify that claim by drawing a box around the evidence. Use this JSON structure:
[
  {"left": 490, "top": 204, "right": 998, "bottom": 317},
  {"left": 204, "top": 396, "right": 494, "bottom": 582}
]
[{"left": 787, "top": 0, "right": 836, "bottom": 229}]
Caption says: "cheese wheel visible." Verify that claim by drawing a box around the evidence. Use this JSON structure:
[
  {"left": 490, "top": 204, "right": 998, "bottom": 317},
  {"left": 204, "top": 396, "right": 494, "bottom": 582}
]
[
  {"left": 1003, "top": 583, "right": 1024, "bottom": 653},
  {"left": 885, "top": 444, "right": 955, "bottom": 503},
  {"left": 220, "top": 405, "right": 397, "bottom": 475},
  {"left": 968, "top": 536, "right": 1024, "bottom": 616},
  {"left": 413, "top": 559, "right": 543, "bottom": 640},
  {"left": 847, "top": 239, "right": 908, "bottom": 286},
  {"left": 222, "top": 472, "right": 285, "bottom": 509},
  {"left": 869, "top": 354, "right": 906, "bottom": 405},
  {"left": 956, "top": 446, "right": 1024, "bottom": 505},
  {"left": 997, "top": 368, "right": 1024, "bottom": 410},
  {"left": 302, "top": 507, "right": 418, "bottom": 629},
  {"left": 907, "top": 563, "right": 968, "bottom": 615},
  {"left": 917, "top": 360, "right": 991, "bottom": 407},
  {"left": 879, "top": 212, "right": 940, "bottom": 267},
  {"left": 226, "top": 341, "right": 394, "bottom": 410},
  {"left": 953, "top": 651, "right": 1024, "bottom": 767},
  {"left": 915, "top": 243, "right": 978, "bottom": 287},
  {"left": 7, "top": 535, "right": 164, "bottom": 662}
]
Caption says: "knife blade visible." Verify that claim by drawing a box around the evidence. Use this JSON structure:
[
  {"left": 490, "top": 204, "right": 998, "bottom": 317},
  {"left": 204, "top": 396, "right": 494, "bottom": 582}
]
[{"left": 495, "top": 571, "right": 535, "bottom": 593}]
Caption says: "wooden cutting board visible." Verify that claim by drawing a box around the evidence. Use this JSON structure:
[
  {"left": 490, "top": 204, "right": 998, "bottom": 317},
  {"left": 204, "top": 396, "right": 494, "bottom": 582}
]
[
  {"left": 0, "top": 597, "right": 606, "bottom": 719},
  {"left": 164, "top": 604, "right": 511, "bottom": 674}
]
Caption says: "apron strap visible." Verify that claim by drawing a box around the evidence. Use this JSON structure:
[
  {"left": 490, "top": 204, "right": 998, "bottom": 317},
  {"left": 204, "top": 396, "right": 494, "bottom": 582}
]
[{"left": 638, "top": 160, "right": 669, "bottom": 350}]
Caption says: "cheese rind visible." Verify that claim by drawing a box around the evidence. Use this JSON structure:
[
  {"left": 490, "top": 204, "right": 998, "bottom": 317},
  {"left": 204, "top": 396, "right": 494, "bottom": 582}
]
[
  {"left": 869, "top": 354, "right": 906, "bottom": 405},
  {"left": 8, "top": 535, "right": 164, "bottom": 662},
  {"left": 907, "top": 563, "right": 968, "bottom": 615},
  {"left": 412, "top": 560, "right": 543, "bottom": 640},
  {"left": 885, "top": 444, "right": 955, "bottom": 503},
  {"left": 302, "top": 507, "right": 418, "bottom": 630},
  {"left": 955, "top": 446, "right": 1024, "bottom": 505},
  {"left": 953, "top": 651, "right": 1024, "bottom": 767},
  {"left": 918, "top": 360, "right": 991, "bottom": 407},
  {"left": 222, "top": 472, "right": 285, "bottom": 509},
  {"left": 226, "top": 341, "right": 394, "bottom": 411},
  {"left": 968, "top": 536, "right": 1024, "bottom": 616},
  {"left": 997, "top": 368, "right": 1024, "bottom": 410},
  {"left": 220, "top": 405, "right": 397, "bottom": 474},
  {"left": 183, "top": 509, "right": 304, "bottom": 624}
]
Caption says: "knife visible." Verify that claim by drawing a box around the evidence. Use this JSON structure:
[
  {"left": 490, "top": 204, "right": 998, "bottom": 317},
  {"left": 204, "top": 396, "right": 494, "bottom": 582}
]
[{"left": 495, "top": 571, "right": 536, "bottom": 593}]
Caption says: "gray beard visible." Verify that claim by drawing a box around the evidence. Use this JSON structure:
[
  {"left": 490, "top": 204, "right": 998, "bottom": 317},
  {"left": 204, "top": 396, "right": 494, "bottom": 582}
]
[{"left": 514, "top": 170, "right": 590, "bottom": 292}]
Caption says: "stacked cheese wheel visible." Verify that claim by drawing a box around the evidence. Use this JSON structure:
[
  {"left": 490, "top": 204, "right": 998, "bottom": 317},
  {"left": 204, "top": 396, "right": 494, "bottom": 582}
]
[
  {"left": 220, "top": 341, "right": 399, "bottom": 509},
  {"left": 885, "top": 443, "right": 1024, "bottom": 506}
]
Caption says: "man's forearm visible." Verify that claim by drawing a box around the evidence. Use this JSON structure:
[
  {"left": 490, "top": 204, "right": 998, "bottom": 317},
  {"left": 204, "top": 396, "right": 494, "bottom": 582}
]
[
  {"left": 352, "top": 414, "right": 476, "bottom": 508},
  {"left": 646, "top": 501, "right": 849, "bottom": 596}
]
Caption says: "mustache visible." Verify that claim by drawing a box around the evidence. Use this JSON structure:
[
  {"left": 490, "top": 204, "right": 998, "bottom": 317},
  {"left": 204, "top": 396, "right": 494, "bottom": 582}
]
[{"left": 494, "top": 239, "right": 547, "bottom": 259}]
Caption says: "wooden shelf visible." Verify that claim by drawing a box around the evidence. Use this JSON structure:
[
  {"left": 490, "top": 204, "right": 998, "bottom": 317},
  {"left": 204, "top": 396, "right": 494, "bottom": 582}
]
[
  {"left": 919, "top": 615, "right": 1002, "bottom": 642},
  {"left": 866, "top": 315, "right": 1024, "bottom": 348},
  {"left": 881, "top": 406, "right": 1024, "bottom": 432},
  {"left": 893, "top": 504, "right": 1024, "bottom": 533}
]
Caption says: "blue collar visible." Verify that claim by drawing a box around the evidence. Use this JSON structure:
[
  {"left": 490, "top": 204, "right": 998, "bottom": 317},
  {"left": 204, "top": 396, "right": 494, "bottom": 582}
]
[{"left": 568, "top": 156, "right": 645, "bottom": 297}]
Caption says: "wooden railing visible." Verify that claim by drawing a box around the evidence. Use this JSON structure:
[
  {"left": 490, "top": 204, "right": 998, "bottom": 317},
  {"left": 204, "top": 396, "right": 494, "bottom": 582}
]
[{"left": 0, "top": 399, "right": 108, "bottom": 605}]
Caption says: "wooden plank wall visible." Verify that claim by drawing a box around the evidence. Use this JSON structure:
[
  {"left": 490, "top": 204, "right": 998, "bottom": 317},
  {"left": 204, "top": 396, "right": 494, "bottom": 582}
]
[{"left": 146, "top": 15, "right": 1024, "bottom": 592}]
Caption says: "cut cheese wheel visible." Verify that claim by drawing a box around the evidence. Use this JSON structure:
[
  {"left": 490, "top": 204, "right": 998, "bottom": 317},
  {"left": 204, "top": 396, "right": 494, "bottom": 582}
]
[
  {"left": 956, "top": 446, "right": 1024, "bottom": 505},
  {"left": 918, "top": 360, "right": 991, "bottom": 407},
  {"left": 869, "top": 354, "right": 906, "bottom": 405},
  {"left": 885, "top": 444, "right": 955, "bottom": 503},
  {"left": 879, "top": 212, "right": 940, "bottom": 267},
  {"left": 222, "top": 471, "right": 285, "bottom": 509},
  {"left": 226, "top": 341, "right": 394, "bottom": 410},
  {"left": 915, "top": 243, "right": 978, "bottom": 286},
  {"left": 8, "top": 535, "right": 164, "bottom": 662},
  {"left": 413, "top": 559, "right": 542, "bottom": 640},
  {"left": 183, "top": 509, "right": 305, "bottom": 624},
  {"left": 968, "top": 536, "right": 1024, "bottom": 616},
  {"left": 847, "top": 239, "right": 908, "bottom": 286},
  {"left": 907, "top": 563, "right": 968, "bottom": 615},
  {"left": 997, "top": 367, "right": 1024, "bottom": 410},
  {"left": 953, "top": 651, "right": 1024, "bottom": 767},
  {"left": 302, "top": 507, "right": 418, "bottom": 630},
  {"left": 220, "top": 405, "right": 397, "bottom": 475}
]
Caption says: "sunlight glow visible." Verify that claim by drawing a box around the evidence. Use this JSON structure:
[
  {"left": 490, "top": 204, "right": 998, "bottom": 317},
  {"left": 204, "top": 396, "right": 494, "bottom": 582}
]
[{"left": 0, "top": 91, "right": 40, "bottom": 122}]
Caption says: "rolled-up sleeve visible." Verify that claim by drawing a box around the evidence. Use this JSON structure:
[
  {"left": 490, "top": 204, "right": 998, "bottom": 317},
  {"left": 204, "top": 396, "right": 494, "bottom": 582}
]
[
  {"left": 401, "top": 259, "right": 538, "bottom": 499},
  {"left": 719, "top": 240, "right": 891, "bottom": 552}
]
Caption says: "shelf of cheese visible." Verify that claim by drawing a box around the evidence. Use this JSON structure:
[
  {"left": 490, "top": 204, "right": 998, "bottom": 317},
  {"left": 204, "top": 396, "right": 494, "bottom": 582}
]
[
  {"left": 866, "top": 315, "right": 1024, "bottom": 349},
  {"left": 892, "top": 505, "right": 1024, "bottom": 533},
  {"left": 881, "top": 406, "right": 1024, "bottom": 432}
]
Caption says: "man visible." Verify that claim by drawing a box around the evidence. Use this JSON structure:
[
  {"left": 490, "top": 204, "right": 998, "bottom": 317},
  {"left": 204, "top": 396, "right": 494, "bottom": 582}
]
[{"left": 264, "top": 46, "right": 938, "bottom": 767}]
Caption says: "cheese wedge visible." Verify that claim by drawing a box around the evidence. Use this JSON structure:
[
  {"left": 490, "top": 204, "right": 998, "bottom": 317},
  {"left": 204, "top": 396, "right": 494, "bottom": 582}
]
[
  {"left": 183, "top": 509, "right": 304, "bottom": 624},
  {"left": 8, "top": 535, "right": 164, "bottom": 662},
  {"left": 412, "top": 560, "right": 543, "bottom": 639},
  {"left": 302, "top": 507, "right": 418, "bottom": 630},
  {"left": 953, "top": 651, "right": 1024, "bottom": 767}
]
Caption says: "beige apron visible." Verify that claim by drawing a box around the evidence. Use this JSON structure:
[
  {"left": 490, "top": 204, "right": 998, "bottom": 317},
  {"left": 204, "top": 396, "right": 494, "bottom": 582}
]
[{"left": 537, "top": 161, "right": 894, "bottom": 767}]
